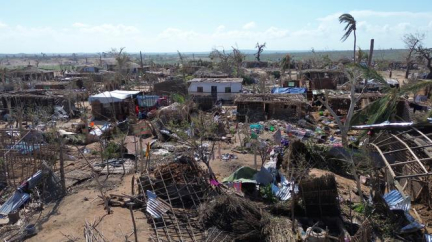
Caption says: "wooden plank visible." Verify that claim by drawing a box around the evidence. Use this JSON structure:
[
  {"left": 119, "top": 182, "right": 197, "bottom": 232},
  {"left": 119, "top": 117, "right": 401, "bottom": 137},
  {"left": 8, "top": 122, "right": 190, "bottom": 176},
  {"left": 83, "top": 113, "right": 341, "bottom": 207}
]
[
  {"left": 390, "top": 157, "right": 432, "bottom": 166},
  {"left": 395, "top": 172, "right": 432, "bottom": 179},
  {"left": 412, "top": 127, "right": 432, "bottom": 144},
  {"left": 370, "top": 143, "right": 406, "bottom": 195},
  {"left": 391, "top": 134, "right": 428, "bottom": 174},
  {"left": 382, "top": 143, "right": 432, "bottom": 154}
]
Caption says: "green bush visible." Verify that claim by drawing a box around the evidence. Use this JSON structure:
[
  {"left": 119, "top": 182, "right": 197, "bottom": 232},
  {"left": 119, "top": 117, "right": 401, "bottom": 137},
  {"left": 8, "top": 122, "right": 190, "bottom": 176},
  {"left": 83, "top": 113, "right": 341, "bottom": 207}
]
[
  {"left": 260, "top": 184, "right": 278, "bottom": 203},
  {"left": 242, "top": 75, "right": 256, "bottom": 85},
  {"left": 102, "top": 142, "right": 121, "bottom": 160}
]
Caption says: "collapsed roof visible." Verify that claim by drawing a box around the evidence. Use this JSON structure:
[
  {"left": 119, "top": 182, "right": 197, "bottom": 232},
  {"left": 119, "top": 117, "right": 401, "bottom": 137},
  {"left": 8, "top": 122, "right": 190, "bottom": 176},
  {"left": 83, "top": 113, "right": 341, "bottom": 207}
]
[{"left": 234, "top": 94, "right": 307, "bottom": 105}]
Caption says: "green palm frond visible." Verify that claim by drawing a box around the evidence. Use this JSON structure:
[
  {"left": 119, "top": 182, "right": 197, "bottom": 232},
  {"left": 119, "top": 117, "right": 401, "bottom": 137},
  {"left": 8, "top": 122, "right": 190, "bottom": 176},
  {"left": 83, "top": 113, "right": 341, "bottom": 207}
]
[
  {"left": 339, "top": 14, "right": 356, "bottom": 42},
  {"left": 351, "top": 88, "right": 398, "bottom": 125},
  {"left": 400, "top": 79, "right": 432, "bottom": 95}
]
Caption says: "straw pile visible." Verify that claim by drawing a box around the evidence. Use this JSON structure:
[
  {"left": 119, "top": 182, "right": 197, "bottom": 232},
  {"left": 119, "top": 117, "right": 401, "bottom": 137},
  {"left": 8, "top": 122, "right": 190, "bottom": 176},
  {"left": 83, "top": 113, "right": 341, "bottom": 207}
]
[
  {"left": 199, "top": 195, "right": 295, "bottom": 242},
  {"left": 262, "top": 217, "right": 295, "bottom": 242},
  {"left": 153, "top": 158, "right": 203, "bottom": 182}
]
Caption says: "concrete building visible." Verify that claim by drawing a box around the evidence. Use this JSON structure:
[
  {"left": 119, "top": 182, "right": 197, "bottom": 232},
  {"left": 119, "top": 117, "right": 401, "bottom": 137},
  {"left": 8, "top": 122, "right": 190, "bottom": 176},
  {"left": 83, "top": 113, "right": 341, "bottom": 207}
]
[{"left": 187, "top": 78, "right": 242, "bottom": 101}]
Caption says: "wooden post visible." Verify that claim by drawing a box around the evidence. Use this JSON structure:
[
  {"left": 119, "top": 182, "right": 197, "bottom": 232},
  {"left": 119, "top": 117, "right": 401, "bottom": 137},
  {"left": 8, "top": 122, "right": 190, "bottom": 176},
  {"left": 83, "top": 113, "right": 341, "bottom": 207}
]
[
  {"left": 140, "top": 51, "right": 144, "bottom": 72},
  {"left": 254, "top": 149, "right": 257, "bottom": 170},
  {"left": 133, "top": 135, "right": 138, "bottom": 172},
  {"left": 139, "top": 138, "right": 144, "bottom": 173},
  {"left": 59, "top": 136, "right": 66, "bottom": 195},
  {"left": 129, "top": 204, "right": 138, "bottom": 242},
  {"left": 368, "top": 39, "right": 374, "bottom": 67}
]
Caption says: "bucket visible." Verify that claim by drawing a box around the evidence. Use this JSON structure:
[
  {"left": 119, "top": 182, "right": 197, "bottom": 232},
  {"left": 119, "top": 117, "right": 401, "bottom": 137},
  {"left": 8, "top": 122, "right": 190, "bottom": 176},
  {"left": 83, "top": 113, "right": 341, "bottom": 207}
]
[{"left": 305, "top": 226, "right": 326, "bottom": 242}]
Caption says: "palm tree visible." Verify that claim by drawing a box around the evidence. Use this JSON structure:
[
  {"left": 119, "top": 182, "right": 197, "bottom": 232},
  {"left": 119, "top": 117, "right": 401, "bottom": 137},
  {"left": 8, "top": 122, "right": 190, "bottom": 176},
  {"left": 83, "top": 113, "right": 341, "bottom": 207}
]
[
  {"left": 352, "top": 78, "right": 432, "bottom": 125},
  {"left": 339, "top": 13, "right": 357, "bottom": 63}
]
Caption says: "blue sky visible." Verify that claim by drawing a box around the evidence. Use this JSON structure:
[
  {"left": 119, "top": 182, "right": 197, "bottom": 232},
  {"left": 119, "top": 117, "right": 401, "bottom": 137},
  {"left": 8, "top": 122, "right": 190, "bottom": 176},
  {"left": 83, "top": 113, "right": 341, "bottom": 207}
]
[{"left": 0, "top": 0, "right": 431, "bottom": 53}]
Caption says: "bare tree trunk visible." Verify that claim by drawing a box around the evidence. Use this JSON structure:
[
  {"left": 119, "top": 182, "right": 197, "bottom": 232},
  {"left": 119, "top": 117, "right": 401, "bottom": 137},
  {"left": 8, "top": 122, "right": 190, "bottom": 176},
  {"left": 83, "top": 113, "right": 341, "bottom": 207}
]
[
  {"left": 405, "top": 62, "right": 411, "bottom": 79},
  {"left": 353, "top": 31, "right": 357, "bottom": 63}
]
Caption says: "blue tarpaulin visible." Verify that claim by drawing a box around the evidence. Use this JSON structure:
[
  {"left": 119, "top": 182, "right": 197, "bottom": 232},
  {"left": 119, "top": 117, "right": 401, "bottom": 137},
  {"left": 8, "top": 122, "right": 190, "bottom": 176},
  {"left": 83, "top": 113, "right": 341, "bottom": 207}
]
[
  {"left": 271, "top": 87, "right": 307, "bottom": 94},
  {"left": 137, "top": 95, "right": 160, "bottom": 108},
  {"left": 7, "top": 142, "right": 41, "bottom": 155}
]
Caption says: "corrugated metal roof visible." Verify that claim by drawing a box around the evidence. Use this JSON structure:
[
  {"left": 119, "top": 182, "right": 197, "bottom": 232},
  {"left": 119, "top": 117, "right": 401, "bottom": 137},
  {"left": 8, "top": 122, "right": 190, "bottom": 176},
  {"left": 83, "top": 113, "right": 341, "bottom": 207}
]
[
  {"left": 0, "top": 191, "right": 30, "bottom": 216},
  {"left": 383, "top": 190, "right": 411, "bottom": 211},
  {"left": 400, "top": 212, "right": 425, "bottom": 234},
  {"left": 271, "top": 176, "right": 299, "bottom": 201},
  {"left": 146, "top": 190, "right": 170, "bottom": 219}
]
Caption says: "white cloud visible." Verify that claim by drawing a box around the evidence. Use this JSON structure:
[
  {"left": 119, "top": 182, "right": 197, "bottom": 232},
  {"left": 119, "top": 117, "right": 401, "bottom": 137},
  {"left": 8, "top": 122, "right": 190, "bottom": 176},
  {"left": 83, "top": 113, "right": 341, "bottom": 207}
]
[
  {"left": 72, "top": 23, "right": 140, "bottom": 35},
  {"left": 1, "top": 10, "right": 432, "bottom": 53},
  {"left": 72, "top": 22, "right": 88, "bottom": 28},
  {"left": 242, "top": 21, "right": 256, "bottom": 30},
  {"left": 216, "top": 25, "right": 225, "bottom": 32},
  {"left": 349, "top": 10, "right": 432, "bottom": 18}
]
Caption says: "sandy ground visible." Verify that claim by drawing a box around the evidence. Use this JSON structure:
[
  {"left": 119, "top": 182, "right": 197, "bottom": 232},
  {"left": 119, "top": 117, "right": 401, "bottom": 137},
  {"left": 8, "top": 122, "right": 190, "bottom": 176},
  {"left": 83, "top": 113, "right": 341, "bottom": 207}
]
[{"left": 28, "top": 174, "right": 151, "bottom": 242}]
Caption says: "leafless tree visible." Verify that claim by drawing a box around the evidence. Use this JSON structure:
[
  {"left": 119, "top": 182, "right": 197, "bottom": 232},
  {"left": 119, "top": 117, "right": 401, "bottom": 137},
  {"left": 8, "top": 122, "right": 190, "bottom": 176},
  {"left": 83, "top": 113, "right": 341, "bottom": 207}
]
[
  {"left": 177, "top": 50, "right": 187, "bottom": 80},
  {"left": 254, "top": 42, "right": 266, "bottom": 62},
  {"left": 71, "top": 53, "right": 78, "bottom": 64},
  {"left": 403, "top": 33, "right": 424, "bottom": 78},
  {"left": 209, "top": 48, "right": 232, "bottom": 75},
  {"left": 416, "top": 45, "right": 432, "bottom": 79},
  {"left": 111, "top": 47, "right": 131, "bottom": 73},
  {"left": 231, "top": 46, "right": 245, "bottom": 77},
  {"left": 257, "top": 74, "right": 268, "bottom": 93}
]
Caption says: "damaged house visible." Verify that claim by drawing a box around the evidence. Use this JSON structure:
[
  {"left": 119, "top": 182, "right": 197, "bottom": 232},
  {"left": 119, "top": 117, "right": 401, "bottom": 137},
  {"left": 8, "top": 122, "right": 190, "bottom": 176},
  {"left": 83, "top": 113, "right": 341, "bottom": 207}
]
[
  {"left": 0, "top": 90, "right": 81, "bottom": 119},
  {"left": 89, "top": 90, "right": 141, "bottom": 120},
  {"left": 9, "top": 66, "right": 55, "bottom": 82},
  {"left": 301, "top": 69, "right": 348, "bottom": 90},
  {"left": 235, "top": 94, "right": 309, "bottom": 122}
]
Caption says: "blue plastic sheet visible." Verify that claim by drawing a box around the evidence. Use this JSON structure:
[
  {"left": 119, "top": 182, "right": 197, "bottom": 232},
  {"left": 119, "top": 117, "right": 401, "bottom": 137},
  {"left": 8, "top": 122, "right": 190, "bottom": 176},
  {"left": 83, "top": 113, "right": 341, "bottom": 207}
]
[
  {"left": 271, "top": 87, "right": 307, "bottom": 94},
  {"left": 137, "top": 95, "right": 160, "bottom": 108},
  {"left": 249, "top": 124, "right": 263, "bottom": 130}
]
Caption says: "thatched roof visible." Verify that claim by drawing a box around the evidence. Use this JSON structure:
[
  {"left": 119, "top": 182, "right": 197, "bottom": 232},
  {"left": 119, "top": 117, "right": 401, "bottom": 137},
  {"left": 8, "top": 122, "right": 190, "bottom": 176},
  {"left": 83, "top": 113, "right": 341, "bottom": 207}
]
[
  {"left": 235, "top": 94, "right": 307, "bottom": 104},
  {"left": 9, "top": 66, "right": 54, "bottom": 74}
]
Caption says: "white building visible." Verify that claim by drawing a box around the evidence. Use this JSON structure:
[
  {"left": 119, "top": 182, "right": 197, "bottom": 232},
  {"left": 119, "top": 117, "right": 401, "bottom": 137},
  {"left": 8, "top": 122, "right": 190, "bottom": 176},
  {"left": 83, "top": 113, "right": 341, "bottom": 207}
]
[{"left": 187, "top": 78, "right": 243, "bottom": 101}]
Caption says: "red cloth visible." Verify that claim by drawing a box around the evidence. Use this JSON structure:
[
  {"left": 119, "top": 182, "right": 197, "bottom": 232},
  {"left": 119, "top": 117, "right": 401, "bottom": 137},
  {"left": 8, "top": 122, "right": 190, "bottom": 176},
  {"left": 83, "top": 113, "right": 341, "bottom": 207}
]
[{"left": 135, "top": 105, "right": 139, "bottom": 115}]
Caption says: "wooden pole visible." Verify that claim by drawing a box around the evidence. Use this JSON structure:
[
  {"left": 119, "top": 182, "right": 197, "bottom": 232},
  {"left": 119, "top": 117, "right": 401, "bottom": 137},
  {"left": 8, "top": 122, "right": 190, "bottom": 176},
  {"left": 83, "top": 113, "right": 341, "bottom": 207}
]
[
  {"left": 129, "top": 204, "right": 138, "bottom": 242},
  {"left": 134, "top": 135, "right": 138, "bottom": 172},
  {"left": 140, "top": 51, "right": 144, "bottom": 74},
  {"left": 368, "top": 39, "right": 374, "bottom": 67},
  {"left": 254, "top": 148, "right": 257, "bottom": 170},
  {"left": 139, "top": 138, "right": 144, "bottom": 173},
  {"left": 59, "top": 136, "right": 66, "bottom": 195}
]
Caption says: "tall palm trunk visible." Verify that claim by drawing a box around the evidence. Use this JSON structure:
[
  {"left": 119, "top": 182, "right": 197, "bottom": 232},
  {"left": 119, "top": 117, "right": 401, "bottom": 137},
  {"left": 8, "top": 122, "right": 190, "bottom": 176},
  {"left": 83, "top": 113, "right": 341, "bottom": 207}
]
[{"left": 353, "top": 30, "right": 357, "bottom": 63}]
